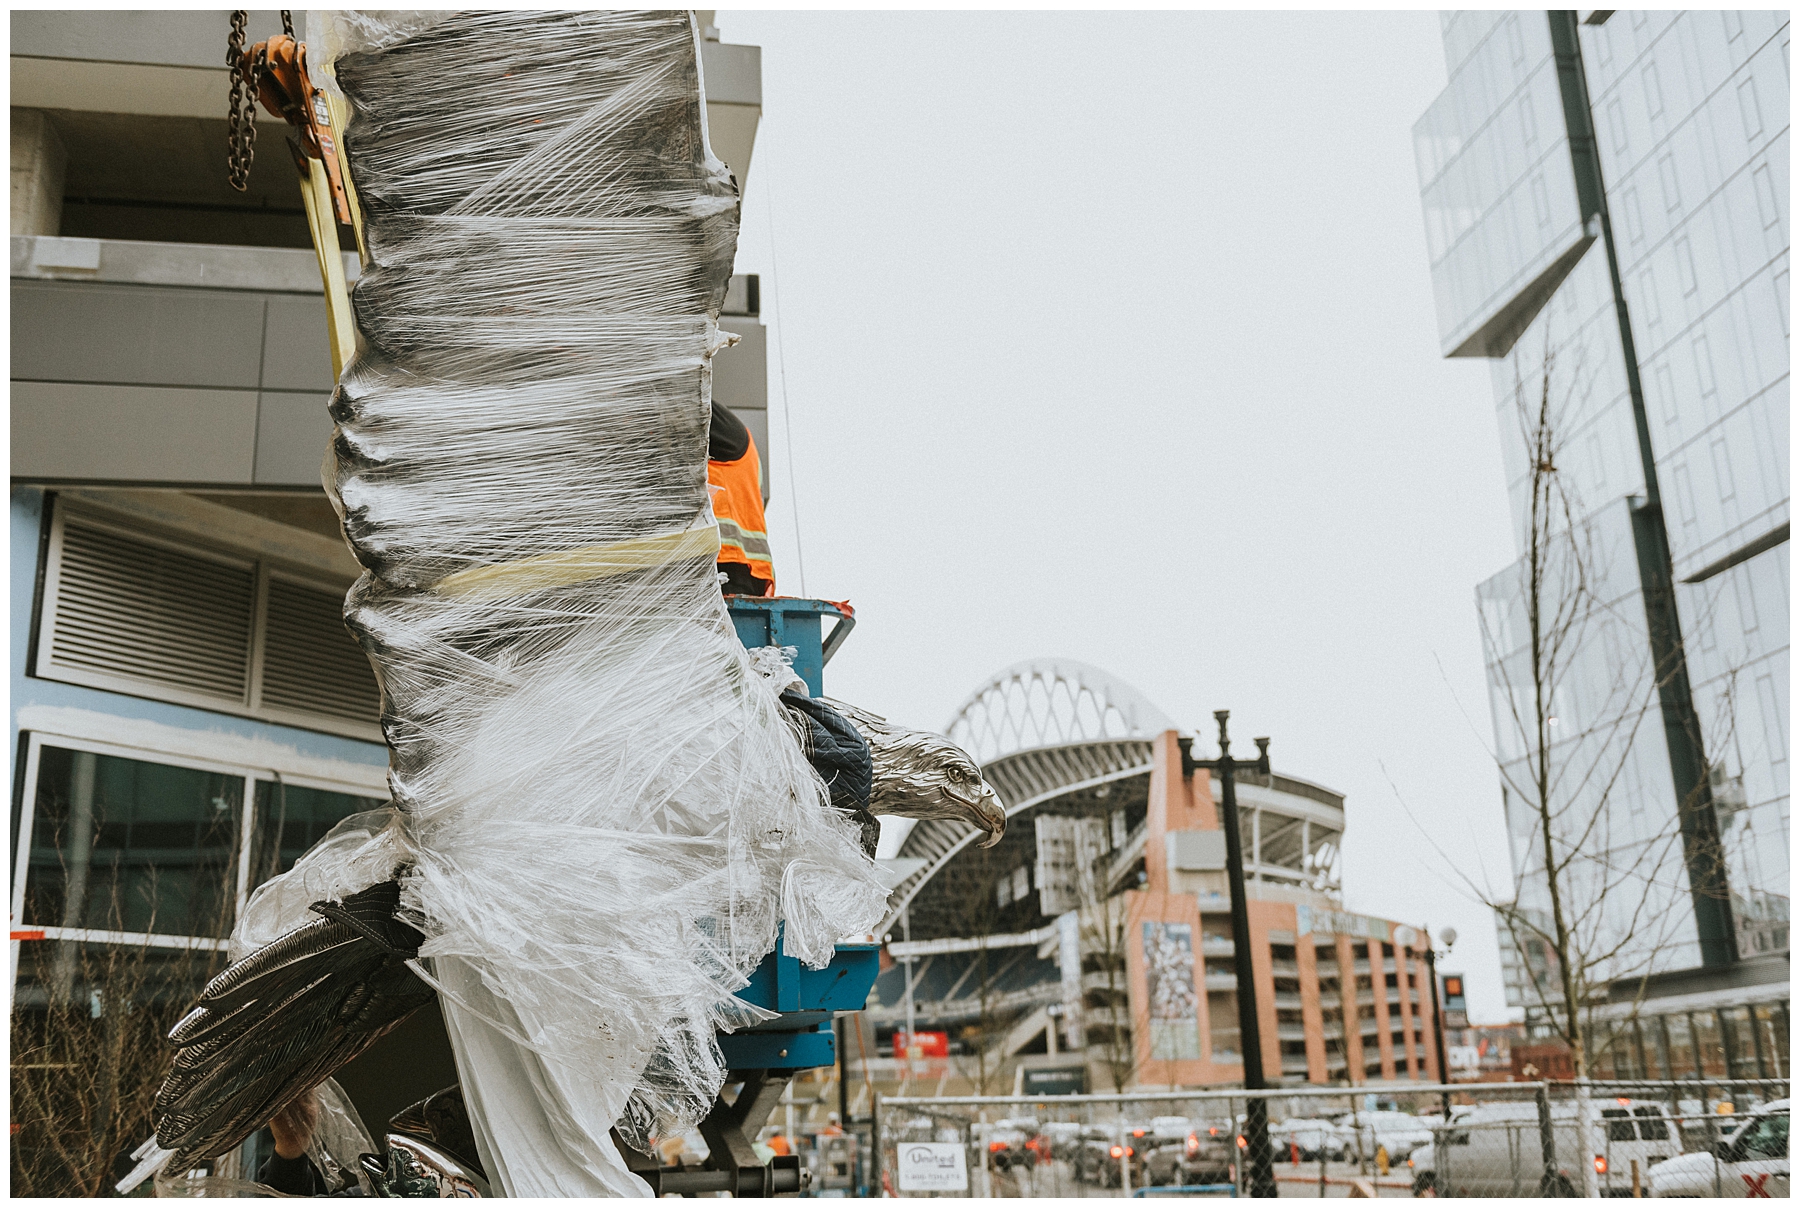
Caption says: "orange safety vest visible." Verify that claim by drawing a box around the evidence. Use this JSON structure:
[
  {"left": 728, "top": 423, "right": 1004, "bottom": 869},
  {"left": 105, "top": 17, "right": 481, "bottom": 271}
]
[{"left": 709, "top": 433, "right": 774, "bottom": 590}]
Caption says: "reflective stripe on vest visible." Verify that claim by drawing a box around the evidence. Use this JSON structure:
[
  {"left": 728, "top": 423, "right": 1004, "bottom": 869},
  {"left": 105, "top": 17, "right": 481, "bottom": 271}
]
[{"left": 708, "top": 433, "right": 774, "bottom": 587}]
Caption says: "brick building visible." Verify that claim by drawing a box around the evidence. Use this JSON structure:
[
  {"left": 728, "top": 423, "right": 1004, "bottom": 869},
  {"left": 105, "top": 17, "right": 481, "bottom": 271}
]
[{"left": 870, "top": 661, "right": 1442, "bottom": 1094}]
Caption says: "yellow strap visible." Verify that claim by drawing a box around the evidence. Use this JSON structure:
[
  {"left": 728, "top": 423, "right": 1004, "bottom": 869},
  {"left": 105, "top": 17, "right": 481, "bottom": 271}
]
[
  {"left": 323, "top": 89, "right": 370, "bottom": 262},
  {"left": 295, "top": 156, "right": 356, "bottom": 378},
  {"left": 433, "top": 524, "right": 722, "bottom": 600}
]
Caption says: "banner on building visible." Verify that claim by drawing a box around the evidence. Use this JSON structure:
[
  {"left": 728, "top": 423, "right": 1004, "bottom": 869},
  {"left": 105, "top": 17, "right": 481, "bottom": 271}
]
[
  {"left": 893, "top": 1030, "right": 949, "bottom": 1059},
  {"left": 1141, "top": 920, "right": 1200, "bottom": 1061},
  {"left": 1035, "top": 815, "right": 1110, "bottom": 915},
  {"left": 1296, "top": 904, "right": 1392, "bottom": 944}
]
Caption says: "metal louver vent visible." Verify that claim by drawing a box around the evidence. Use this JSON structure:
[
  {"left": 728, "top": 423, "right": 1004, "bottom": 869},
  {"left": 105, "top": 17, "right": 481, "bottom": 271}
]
[
  {"left": 49, "top": 521, "right": 254, "bottom": 701},
  {"left": 259, "top": 577, "right": 383, "bottom": 724}
]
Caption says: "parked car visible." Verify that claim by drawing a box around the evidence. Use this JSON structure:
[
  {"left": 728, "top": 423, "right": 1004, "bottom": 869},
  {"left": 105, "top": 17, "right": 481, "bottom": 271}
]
[
  {"left": 1675, "top": 1104, "right": 1750, "bottom": 1155},
  {"left": 981, "top": 1120, "right": 1035, "bottom": 1172},
  {"left": 1035, "top": 1120, "right": 1083, "bottom": 1165},
  {"left": 1338, "top": 1111, "right": 1433, "bottom": 1162},
  {"left": 1075, "top": 1123, "right": 1149, "bottom": 1187},
  {"left": 1070, "top": 1127, "right": 1118, "bottom": 1184},
  {"left": 1142, "top": 1122, "right": 1236, "bottom": 1187},
  {"left": 1651, "top": 1100, "right": 1788, "bottom": 1198},
  {"left": 1270, "top": 1117, "right": 1348, "bottom": 1162},
  {"left": 1409, "top": 1098, "right": 1682, "bottom": 1198}
]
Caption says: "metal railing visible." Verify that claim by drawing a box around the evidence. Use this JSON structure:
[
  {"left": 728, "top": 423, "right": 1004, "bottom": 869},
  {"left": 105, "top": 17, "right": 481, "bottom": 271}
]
[{"left": 873, "top": 1078, "right": 1788, "bottom": 1198}]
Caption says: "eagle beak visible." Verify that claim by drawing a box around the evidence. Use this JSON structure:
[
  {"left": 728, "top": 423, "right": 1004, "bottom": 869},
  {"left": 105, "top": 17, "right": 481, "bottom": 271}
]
[{"left": 968, "top": 783, "right": 1005, "bottom": 848}]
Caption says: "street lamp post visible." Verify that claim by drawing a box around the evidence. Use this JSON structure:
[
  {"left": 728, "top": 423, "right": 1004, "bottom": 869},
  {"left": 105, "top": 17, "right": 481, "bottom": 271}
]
[
  {"left": 1424, "top": 927, "right": 1457, "bottom": 1121},
  {"left": 1185, "top": 710, "right": 1276, "bottom": 1198}
]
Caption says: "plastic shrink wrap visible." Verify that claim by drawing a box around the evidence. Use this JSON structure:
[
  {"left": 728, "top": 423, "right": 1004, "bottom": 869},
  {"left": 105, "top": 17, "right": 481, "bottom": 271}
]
[{"left": 222, "top": 9, "right": 884, "bottom": 1196}]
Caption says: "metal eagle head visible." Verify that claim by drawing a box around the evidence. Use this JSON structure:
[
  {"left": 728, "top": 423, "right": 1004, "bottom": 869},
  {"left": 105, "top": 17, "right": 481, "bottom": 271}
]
[{"left": 822, "top": 697, "right": 1006, "bottom": 848}]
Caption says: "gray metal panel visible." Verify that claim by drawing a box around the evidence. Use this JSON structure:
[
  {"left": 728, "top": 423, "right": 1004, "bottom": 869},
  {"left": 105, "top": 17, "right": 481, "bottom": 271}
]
[
  {"left": 260, "top": 296, "right": 335, "bottom": 391},
  {"left": 715, "top": 317, "right": 769, "bottom": 502},
  {"left": 734, "top": 406, "right": 770, "bottom": 503},
  {"left": 12, "top": 280, "right": 265, "bottom": 388},
  {"left": 10, "top": 10, "right": 297, "bottom": 68},
  {"left": 12, "top": 235, "right": 354, "bottom": 293},
  {"left": 699, "top": 40, "right": 761, "bottom": 106},
  {"left": 12, "top": 381, "right": 257, "bottom": 483},
  {"left": 714, "top": 317, "right": 766, "bottom": 411},
  {"left": 254, "top": 391, "right": 332, "bottom": 486},
  {"left": 1168, "top": 829, "right": 1227, "bottom": 872}
]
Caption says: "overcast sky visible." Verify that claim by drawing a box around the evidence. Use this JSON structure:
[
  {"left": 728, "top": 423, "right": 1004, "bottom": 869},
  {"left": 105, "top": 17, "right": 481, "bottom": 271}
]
[{"left": 719, "top": 9, "right": 1522, "bottom": 1023}]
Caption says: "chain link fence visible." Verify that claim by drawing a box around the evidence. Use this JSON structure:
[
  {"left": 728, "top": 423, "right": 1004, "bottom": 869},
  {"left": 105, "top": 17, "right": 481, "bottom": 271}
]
[{"left": 874, "top": 1079, "right": 1788, "bottom": 1197}]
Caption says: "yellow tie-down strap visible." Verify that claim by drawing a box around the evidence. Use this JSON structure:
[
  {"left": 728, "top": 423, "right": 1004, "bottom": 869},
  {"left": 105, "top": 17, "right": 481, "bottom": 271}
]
[{"left": 433, "top": 522, "right": 721, "bottom": 600}]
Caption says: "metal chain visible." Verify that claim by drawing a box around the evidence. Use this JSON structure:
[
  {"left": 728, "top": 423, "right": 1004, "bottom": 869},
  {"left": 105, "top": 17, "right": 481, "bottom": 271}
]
[
  {"left": 226, "top": 12, "right": 291, "bottom": 190},
  {"left": 225, "top": 10, "right": 260, "bottom": 191}
]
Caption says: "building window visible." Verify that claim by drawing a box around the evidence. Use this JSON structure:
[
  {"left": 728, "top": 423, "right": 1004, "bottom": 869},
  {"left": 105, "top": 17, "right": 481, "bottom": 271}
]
[
  {"left": 1737, "top": 77, "right": 1764, "bottom": 141},
  {"left": 1753, "top": 163, "right": 1779, "bottom": 229},
  {"left": 250, "top": 780, "right": 386, "bottom": 884},
  {"left": 1607, "top": 97, "right": 1628, "bottom": 155},
  {"left": 1643, "top": 61, "right": 1665, "bottom": 119},
  {"left": 1631, "top": 1019, "right": 1655, "bottom": 1079},
  {"left": 1676, "top": 237, "right": 1698, "bottom": 296},
  {"left": 34, "top": 502, "right": 382, "bottom": 742},
  {"left": 1517, "top": 94, "right": 1538, "bottom": 148},
  {"left": 1753, "top": 1003, "right": 1789, "bottom": 1077},
  {"left": 1658, "top": 153, "right": 1681, "bottom": 212},
  {"left": 1720, "top": 1005, "right": 1758, "bottom": 1079},
  {"left": 1663, "top": 1011, "right": 1697, "bottom": 1079},
  {"left": 1692, "top": 332, "right": 1718, "bottom": 397},
  {"left": 21, "top": 745, "right": 242, "bottom": 942},
  {"left": 11, "top": 733, "right": 384, "bottom": 963},
  {"left": 1693, "top": 1010, "right": 1728, "bottom": 1077}
]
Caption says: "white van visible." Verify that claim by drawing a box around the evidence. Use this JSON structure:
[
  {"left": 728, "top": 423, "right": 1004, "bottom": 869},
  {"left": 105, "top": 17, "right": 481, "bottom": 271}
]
[
  {"left": 1409, "top": 1097, "right": 1682, "bottom": 1197},
  {"left": 1650, "top": 1100, "right": 1788, "bottom": 1198}
]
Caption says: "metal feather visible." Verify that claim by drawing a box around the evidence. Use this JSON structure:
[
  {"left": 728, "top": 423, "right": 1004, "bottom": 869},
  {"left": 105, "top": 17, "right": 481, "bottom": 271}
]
[{"left": 149, "top": 879, "right": 436, "bottom": 1176}]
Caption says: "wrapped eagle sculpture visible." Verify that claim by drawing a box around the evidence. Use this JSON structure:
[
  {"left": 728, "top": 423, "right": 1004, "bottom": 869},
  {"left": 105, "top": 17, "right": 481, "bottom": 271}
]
[{"left": 120, "top": 10, "right": 1001, "bottom": 1198}]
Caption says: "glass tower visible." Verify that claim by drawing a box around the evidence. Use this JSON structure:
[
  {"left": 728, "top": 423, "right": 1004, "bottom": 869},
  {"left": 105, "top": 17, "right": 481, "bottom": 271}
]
[{"left": 1415, "top": 11, "right": 1787, "bottom": 1025}]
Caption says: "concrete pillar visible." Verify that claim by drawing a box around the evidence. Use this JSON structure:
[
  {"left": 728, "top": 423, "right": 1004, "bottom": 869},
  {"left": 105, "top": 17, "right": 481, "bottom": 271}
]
[
  {"left": 1251, "top": 806, "right": 1261, "bottom": 883},
  {"left": 1144, "top": 730, "right": 1214, "bottom": 895},
  {"left": 1296, "top": 935, "right": 1327, "bottom": 1083},
  {"left": 1248, "top": 904, "right": 1281, "bottom": 1084},
  {"left": 12, "top": 108, "right": 66, "bottom": 237},
  {"left": 1395, "top": 944, "right": 1420, "bottom": 1078},
  {"left": 1367, "top": 938, "right": 1396, "bottom": 1080},
  {"left": 1337, "top": 935, "right": 1365, "bottom": 1082}
]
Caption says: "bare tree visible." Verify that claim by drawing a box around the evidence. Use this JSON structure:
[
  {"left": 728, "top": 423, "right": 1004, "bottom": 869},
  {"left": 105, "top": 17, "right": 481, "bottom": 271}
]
[
  {"left": 922, "top": 847, "right": 1021, "bottom": 1098},
  {"left": 1472, "top": 342, "right": 1707, "bottom": 1192},
  {"left": 1077, "top": 886, "right": 1138, "bottom": 1092},
  {"left": 11, "top": 886, "right": 228, "bottom": 1196}
]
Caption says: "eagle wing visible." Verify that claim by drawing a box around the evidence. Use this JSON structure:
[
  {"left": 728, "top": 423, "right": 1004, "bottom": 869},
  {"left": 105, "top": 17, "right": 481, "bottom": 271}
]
[
  {"left": 780, "top": 689, "right": 880, "bottom": 855},
  {"left": 153, "top": 879, "right": 436, "bottom": 1176}
]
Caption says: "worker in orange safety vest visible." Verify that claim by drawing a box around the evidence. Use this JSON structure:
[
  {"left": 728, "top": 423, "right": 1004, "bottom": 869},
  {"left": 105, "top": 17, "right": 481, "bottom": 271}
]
[{"left": 708, "top": 400, "right": 775, "bottom": 596}]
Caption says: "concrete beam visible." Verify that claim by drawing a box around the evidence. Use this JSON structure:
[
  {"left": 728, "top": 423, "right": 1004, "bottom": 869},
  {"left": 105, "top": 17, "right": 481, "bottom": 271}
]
[{"left": 11, "top": 109, "right": 66, "bottom": 236}]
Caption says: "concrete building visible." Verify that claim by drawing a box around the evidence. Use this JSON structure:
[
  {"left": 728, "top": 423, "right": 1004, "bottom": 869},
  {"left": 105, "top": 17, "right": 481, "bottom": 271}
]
[
  {"left": 1413, "top": 10, "right": 1787, "bottom": 1075},
  {"left": 9, "top": 8, "right": 770, "bottom": 1176},
  {"left": 865, "top": 660, "right": 1442, "bottom": 1098}
]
